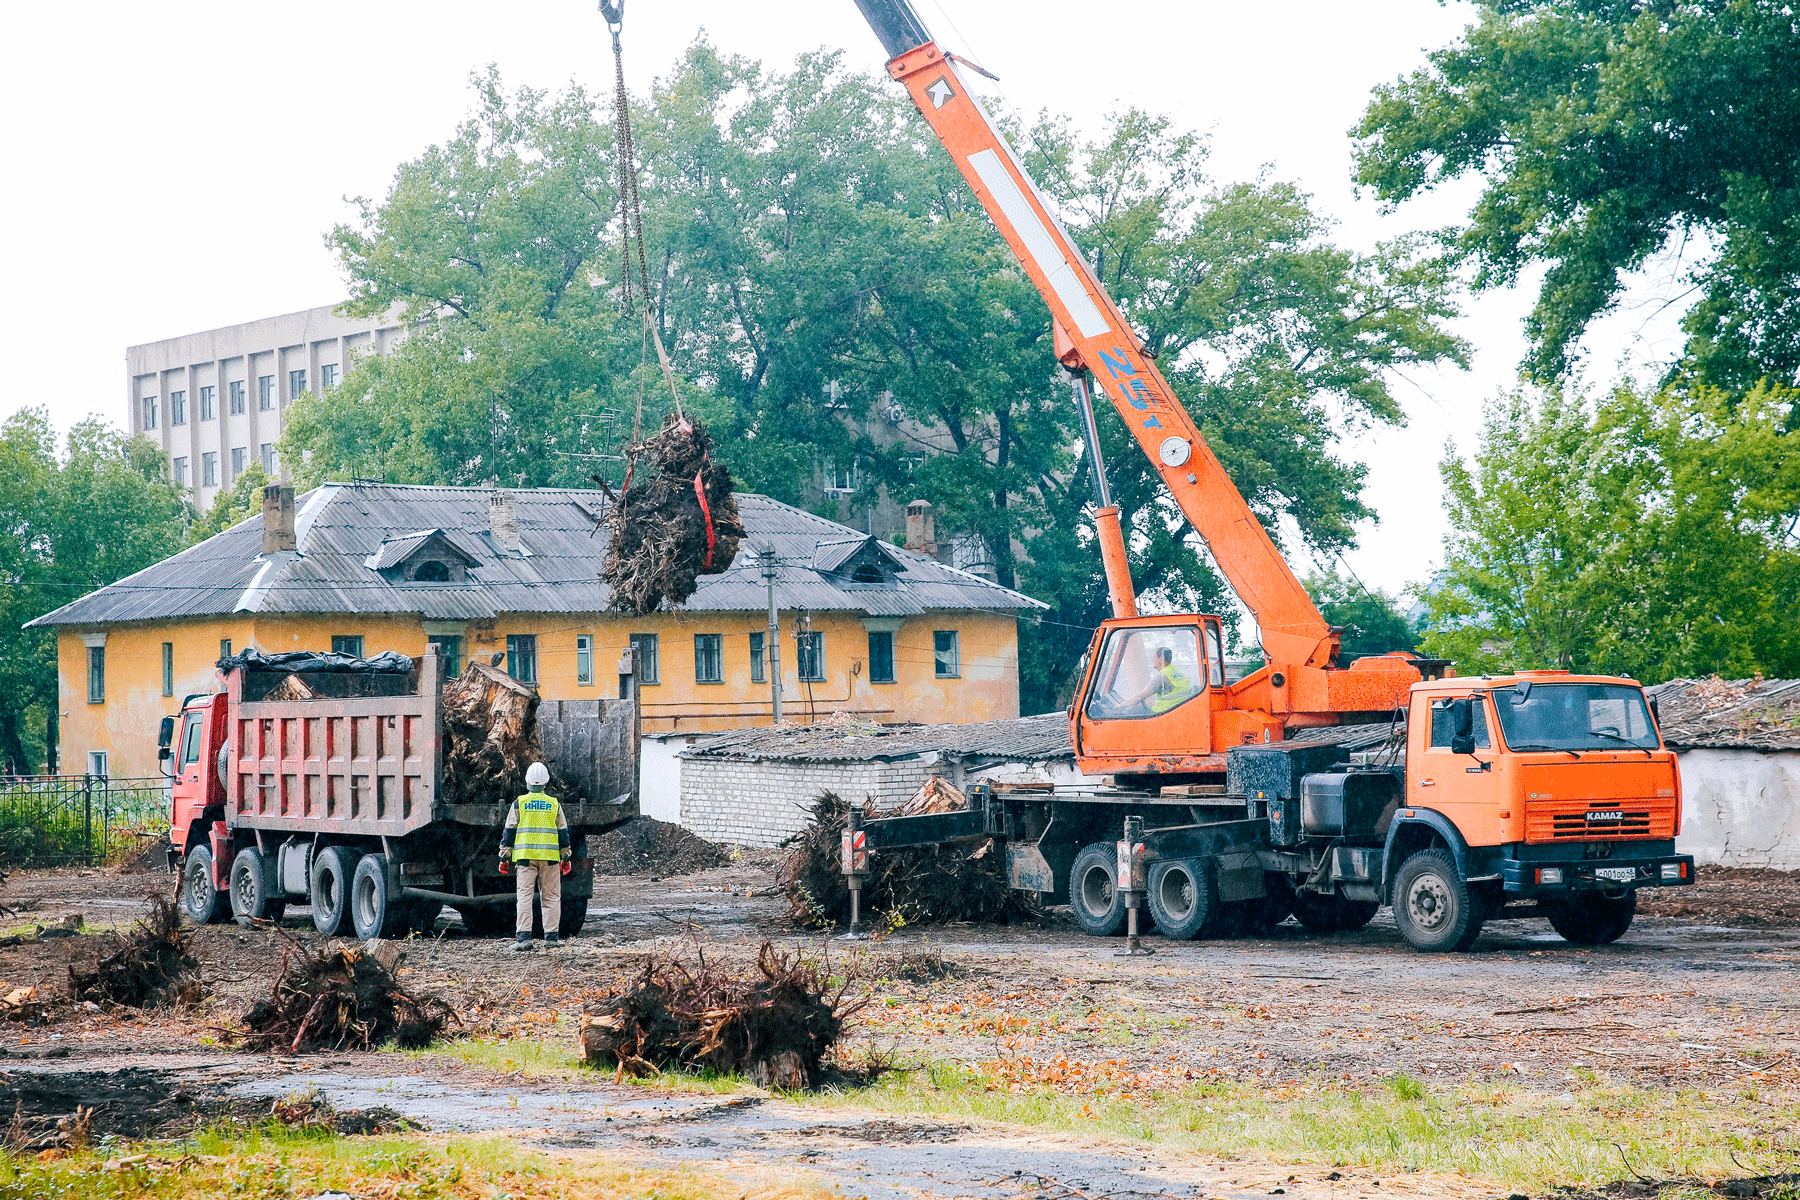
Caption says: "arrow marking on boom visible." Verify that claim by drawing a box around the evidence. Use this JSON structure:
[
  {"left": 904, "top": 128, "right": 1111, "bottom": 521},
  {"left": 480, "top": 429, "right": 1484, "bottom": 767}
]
[{"left": 925, "top": 77, "right": 955, "bottom": 108}]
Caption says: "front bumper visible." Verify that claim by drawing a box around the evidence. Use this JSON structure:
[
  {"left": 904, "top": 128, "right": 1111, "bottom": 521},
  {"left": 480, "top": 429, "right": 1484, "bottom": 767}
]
[{"left": 1502, "top": 853, "right": 1694, "bottom": 895}]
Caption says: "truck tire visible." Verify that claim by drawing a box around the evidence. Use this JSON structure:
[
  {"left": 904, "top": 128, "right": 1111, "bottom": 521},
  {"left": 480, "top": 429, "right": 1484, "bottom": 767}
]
[
  {"left": 229, "top": 847, "right": 285, "bottom": 926},
  {"left": 1392, "top": 849, "right": 1485, "bottom": 952},
  {"left": 181, "top": 847, "right": 231, "bottom": 926},
  {"left": 1069, "top": 842, "right": 1128, "bottom": 937},
  {"left": 309, "top": 845, "right": 360, "bottom": 936},
  {"left": 1146, "top": 858, "right": 1220, "bottom": 941},
  {"left": 351, "top": 855, "right": 411, "bottom": 940},
  {"left": 1546, "top": 890, "right": 1636, "bottom": 945}
]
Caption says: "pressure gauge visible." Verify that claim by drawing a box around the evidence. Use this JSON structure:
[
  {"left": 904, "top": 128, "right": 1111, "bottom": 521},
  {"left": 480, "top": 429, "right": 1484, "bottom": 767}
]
[{"left": 1158, "top": 437, "right": 1192, "bottom": 467}]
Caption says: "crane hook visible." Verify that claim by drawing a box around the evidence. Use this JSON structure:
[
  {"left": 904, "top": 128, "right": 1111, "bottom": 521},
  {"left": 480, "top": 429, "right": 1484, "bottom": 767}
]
[{"left": 598, "top": 0, "right": 624, "bottom": 30}]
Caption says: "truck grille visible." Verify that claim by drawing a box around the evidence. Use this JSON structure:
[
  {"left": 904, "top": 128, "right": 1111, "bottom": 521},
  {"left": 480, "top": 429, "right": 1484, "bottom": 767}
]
[{"left": 1525, "top": 798, "right": 1674, "bottom": 841}]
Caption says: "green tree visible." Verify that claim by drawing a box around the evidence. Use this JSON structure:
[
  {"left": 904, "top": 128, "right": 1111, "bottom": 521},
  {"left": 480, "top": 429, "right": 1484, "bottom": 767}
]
[
  {"left": 1354, "top": 0, "right": 1800, "bottom": 388},
  {"left": 1420, "top": 381, "right": 1800, "bottom": 678},
  {"left": 1305, "top": 570, "right": 1421, "bottom": 663},
  {"left": 188, "top": 464, "right": 270, "bottom": 544}
]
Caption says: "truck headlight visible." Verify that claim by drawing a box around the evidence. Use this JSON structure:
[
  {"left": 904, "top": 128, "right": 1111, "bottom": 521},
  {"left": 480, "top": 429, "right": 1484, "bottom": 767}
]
[
  {"left": 1537, "top": 867, "right": 1563, "bottom": 885},
  {"left": 1660, "top": 863, "right": 1681, "bottom": 880}
]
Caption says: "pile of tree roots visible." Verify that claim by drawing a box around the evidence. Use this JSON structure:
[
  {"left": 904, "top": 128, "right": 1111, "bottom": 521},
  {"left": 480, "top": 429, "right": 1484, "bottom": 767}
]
[
  {"left": 602, "top": 416, "right": 744, "bottom": 615},
  {"left": 438, "top": 659, "right": 571, "bottom": 807},
  {"left": 579, "top": 942, "right": 862, "bottom": 1089},
  {"left": 240, "top": 941, "right": 455, "bottom": 1053},
  {"left": 68, "top": 897, "right": 203, "bottom": 1009},
  {"left": 780, "top": 791, "right": 1038, "bottom": 930}
]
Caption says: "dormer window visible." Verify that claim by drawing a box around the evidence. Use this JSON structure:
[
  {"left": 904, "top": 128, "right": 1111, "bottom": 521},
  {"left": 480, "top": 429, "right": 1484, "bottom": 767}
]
[
  {"left": 412, "top": 560, "right": 452, "bottom": 583},
  {"left": 366, "top": 529, "right": 480, "bottom": 585},
  {"left": 851, "top": 562, "right": 885, "bottom": 584}
]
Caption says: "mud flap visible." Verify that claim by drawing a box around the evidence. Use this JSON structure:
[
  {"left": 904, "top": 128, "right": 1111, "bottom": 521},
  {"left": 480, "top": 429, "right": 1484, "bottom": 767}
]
[{"left": 1215, "top": 850, "right": 1267, "bottom": 902}]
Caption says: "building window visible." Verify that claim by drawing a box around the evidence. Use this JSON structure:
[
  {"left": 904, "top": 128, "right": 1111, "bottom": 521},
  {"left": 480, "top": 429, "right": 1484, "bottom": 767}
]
[
  {"left": 258, "top": 375, "right": 275, "bottom": 410},
  {"left": 201, "top": 452, "right": 218, "bottom": 487},
  {"left": 694, "top": 634, "right": 723, "bottom": 684},
  {"left": 576, "top": 634, "right": 593, "bottom": 686},
  {"left": 260, "top": 443, "right": 275, "bottom": 474},
  {"left": 824, "top": 458, "right": 861, "bottom": 494},
  {"left": 220, "top": 638, "right": 232, "bottom": 660},
  {"left": 199, "top": 385, "right": 216, "bottom": 420},
  {"left": 321, "top": 363, "right": 339, "bottom": 389},
  {"left": 88, "top": 751, "right": 108, "bottom": 779},
  {"left": 170, "top": 390, "right": 187, "bottom": 425},
  {"left": 749, "top": 632, "right": 765, "bottom": 684},
  {"left": 231, "top": 447, "right": 247, "bottom": 479},
  {"left": 331, "top": 635, "right": 364, "bottom": 658},
  {"left": 868, "top": 631, "right": 895, "bottom": 683},
  {"left": 412, "top": 560, "right": 450, "bottom": 582},
  {"left": 934, "top": 630, "right": 960, "bottom": 678},
  {"left": 229, "top": 380, "right": 246, "bottom": 414},
  {"left": 506, "top": 634, "right": 538, "bottom": 684},
  {"left": 796, "top": 631, "right": 824, "bottom": 682},
  {"left": 630, "top": 633, "right": 659, "bottom": 685},
  {"left": 289, "top": 368, "right": 307, "bottom": 400},
  {"left": 141, "top": 396, "right": 157, "bottom": 430},
  {"left": 162, "top": 642, "right": 174, "bottom": 696},
  {"left": 427, "top": 634, "right": 462, "bottom": 676},
  {"left": 87, "top": 645, "right": 105, "bottom": 703},
  {"left": 172, "top": 456, "right": 189, "bottom": 486}
]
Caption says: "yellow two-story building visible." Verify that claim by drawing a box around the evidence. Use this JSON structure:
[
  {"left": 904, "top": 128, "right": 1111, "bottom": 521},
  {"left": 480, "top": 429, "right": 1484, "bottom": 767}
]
[{"left": 29, "top": 482, "right": 1045, "bottom": 779}]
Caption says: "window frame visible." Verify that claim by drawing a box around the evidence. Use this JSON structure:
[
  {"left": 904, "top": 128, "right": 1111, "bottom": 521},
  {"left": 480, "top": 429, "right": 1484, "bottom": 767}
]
[
  {"left": 425, "top": 634, "right": 462, "bottom": 677},
  {"left": 694, "top": 633, "right": 723, "bottom": 684},
  {"left": 201, "top": 452, "right": 218, "bottom": 488},
  {"left": 170, "top": 390, "right": 186, "bottom": 426},
  {"left": 629, "top": 633, "right": 660, "bottom": 685},
  {"left": 87, "top": 751, "right": 107, "bottom": 779},
  {"left": 289, "top": 368, "right": 307, "bottom": 400},
  {"left": 172, "top": 456, "right": 189, "bottom": 487},
  {"left": 258, "top": 375, "right": 275, "bottom": 410},
  {"left": 86, "top": 645, "right": 105, "bottom": 704},
  {"left": 161, "top": 642, "right": 174, "bottom": 697},
  {"left": 230, "top": 447, "right": 247, "bottom": 479},
  {"left": 321, "top": 363, "right": 339, "bottom": 389},
  {"left": 748, "top": 631, "right": 766, "bottom": 684},
  {"left": 796, "top": 631, "right": 825, "bottom": 683},
  {"left": 220, "top": 638, "right": 232, "bottom": 659},
  {"left": 576, "top": 634, "right": 593, "bottom": 687},
  {"left": 506, "top": 634, "right": 539, "bottom": 685},
  {"left": 229, "top": 379, "right": 246, "bottom": 414},
  {"left": 199, "top": 384, "right": 215, "bottom": 421},
  {"left": 933, "top": 630, "right": 961, "bottom": 679},
  {"left": 331, "top": 635, "right": 365, "bottom": 659},
  {"left": 260, "top": 443, "right": 275, "bottom": 474},
  {"left": 867, "top": 631, "right": 896, "bottom": 683},
  {"left": 141, "top": 395, "right": 157, "bottom": 430}
]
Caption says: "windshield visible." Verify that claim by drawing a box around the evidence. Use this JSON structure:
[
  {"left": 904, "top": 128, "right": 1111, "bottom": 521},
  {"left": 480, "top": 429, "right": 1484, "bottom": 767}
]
[
  {"left": 1491, "top": 683, "right": 1660, "bottom": 752},
  {"left": 1084, "top": 626, "right": 1204, "bottom": 721}
]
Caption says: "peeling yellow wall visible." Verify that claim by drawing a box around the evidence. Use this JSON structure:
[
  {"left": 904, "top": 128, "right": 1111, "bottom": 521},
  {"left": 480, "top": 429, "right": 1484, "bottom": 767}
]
[{"left": 57, "top": 609, "right": 1021, "bottom": 778}]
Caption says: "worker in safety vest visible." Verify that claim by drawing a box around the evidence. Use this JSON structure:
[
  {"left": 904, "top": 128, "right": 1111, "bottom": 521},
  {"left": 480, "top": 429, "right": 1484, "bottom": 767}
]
[
  {"left": 1128, "top": 647, "right": 1194, "bottom": 715},
  {"left": 497, "top": 761, "right": 571, "bottom": 950}
]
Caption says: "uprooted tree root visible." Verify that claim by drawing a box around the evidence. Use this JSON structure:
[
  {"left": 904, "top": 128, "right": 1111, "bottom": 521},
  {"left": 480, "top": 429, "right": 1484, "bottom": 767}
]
[
  {"left": 68, "top": 896, "right": 203, "bottom": 1009},
  {"left": 579, "top": 942, "right": 865, "bottom": 1089},
  {"left": 602, "top": 416, "right": 744, "bottom": 615},
  {"left": 780, "top": 791, "right": 1040, "bottom": 930},
  {"left": 438, "top": 659, "right": 574, "bottom": 807},
  {"left": 239, "top": 941, "right": 456, "bottom": 1054}
]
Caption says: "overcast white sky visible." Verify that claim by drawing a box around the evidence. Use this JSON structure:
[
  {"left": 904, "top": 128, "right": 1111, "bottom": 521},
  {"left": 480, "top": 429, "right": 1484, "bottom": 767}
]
[{"left": 1, "top": 0, "right": 1690, "bottom": 595}]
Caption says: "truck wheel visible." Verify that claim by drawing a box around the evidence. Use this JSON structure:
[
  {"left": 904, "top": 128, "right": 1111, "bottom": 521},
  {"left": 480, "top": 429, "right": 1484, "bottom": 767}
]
[
  {"left": 229, "top": 847, "right": 285, "bottom": 926},
  {"left": 1146, "top": 858, "right": 1219, "bottom": 941},
  {"left": 309, "top": 845, "right": 360, "bottom": 936},
  {"left": 351, "top": 855, "right": 411, "bottom": 940},
  {"left": 1546, "top": 890, "right": 1636, "bottom": 945},
  {"left": 181, "top": 847, "right": 230, "bottom": 926},
  {"left": 1392, "top": 850, "right": 1484, "bottom": 952},
  {"left": 1069, "top": 842, "right": 1127, "bottom": 937}
]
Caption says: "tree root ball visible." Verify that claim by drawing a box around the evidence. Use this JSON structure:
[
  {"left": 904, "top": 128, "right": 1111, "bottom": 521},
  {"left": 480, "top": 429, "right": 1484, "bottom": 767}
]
[{"left": 602, "top": 416, "right": 744, "bottom": 615}]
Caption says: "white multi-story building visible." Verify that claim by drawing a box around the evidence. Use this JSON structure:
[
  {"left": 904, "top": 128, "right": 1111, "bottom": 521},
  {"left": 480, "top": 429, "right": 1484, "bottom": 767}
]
[{"left": 127, "top": 303, "right": 403, "bottom": 509}]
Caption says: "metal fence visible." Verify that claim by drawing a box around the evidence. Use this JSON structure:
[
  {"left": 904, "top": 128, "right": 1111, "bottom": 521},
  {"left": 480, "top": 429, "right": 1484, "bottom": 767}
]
[{"left": 0, "top": 775, "right": 170, "bottom": 867}]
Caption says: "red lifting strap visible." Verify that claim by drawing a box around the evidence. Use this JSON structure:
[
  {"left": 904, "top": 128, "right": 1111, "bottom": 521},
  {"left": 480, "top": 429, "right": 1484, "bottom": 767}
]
[{"left": 694, "top": 468, "right": 716, "bottom": 568}]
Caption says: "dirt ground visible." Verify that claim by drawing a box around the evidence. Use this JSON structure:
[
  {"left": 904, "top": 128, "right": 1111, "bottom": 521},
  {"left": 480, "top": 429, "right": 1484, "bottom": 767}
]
[{"left": 0, "top": 852, "right": 1794, "bottom": 1198}]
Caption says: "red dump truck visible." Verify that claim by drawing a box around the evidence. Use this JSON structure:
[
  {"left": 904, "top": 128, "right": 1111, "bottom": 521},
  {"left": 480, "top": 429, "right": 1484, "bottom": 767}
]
[{"left": 160, "top": 645, "right": 637, "bottom": 939}]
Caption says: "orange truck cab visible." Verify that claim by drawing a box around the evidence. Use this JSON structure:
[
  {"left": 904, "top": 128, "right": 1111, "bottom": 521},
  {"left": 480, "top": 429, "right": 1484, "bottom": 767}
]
[{"left": 159, "top": 693, "right": 231, "bottom": 895}]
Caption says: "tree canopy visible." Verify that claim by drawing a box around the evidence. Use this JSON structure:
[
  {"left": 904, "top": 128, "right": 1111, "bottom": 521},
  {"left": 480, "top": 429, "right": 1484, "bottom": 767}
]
[
  {"left": 288, "top": 48, "right": 1468, "bottom": 712},
  {"left": 1353, "top": 0, "right": 1800, "bottom": 388}
]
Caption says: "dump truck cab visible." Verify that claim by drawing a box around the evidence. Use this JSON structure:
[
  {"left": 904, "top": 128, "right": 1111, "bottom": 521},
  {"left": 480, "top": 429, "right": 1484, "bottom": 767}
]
[{"left": 161, "top": 692, "right": 230, "bottom": 867}]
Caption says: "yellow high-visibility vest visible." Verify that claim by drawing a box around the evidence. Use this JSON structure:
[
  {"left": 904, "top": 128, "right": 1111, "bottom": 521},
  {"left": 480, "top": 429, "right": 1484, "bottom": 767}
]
[{"left": 512, "top": 792, "right": 563, "bottom": 861}]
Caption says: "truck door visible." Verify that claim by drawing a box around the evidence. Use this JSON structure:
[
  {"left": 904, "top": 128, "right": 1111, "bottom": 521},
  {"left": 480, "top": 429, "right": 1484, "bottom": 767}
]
[
  {"left": 1412, "top": 693, "right": 1504, "bottom": 841},
  {"left": 170, "top": 704, "right": 209, "bottom": 852}
]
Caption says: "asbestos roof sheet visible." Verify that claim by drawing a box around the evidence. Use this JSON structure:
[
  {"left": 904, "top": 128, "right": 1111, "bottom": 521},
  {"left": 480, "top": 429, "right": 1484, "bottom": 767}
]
[
  {"left": 1645, "top": 677, "right": 1800, "bottom": 751},
  {"left": 681, "top": 711, "right": 1075, "bottom": 764},
  {"left": 28, "top": 484, "right": 1044, "bottom": 628}
]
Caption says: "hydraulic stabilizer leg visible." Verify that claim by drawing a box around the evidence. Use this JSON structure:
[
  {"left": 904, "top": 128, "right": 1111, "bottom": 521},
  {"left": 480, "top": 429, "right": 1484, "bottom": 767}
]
[{"left": 1115, "top": 815, "right": 1154, "bottom": 957}]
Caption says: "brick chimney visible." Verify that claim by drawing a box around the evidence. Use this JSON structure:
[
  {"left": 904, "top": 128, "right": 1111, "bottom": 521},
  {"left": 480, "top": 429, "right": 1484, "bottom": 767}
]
[
  {"left": 490, "top": 489, "right": 524, "bottom": 555},
  {"left": 261, "top": 484, "right": 296, "bottom": 554},
  {"left": 904, "top": 499, "right": 937, "bottom": 557}
]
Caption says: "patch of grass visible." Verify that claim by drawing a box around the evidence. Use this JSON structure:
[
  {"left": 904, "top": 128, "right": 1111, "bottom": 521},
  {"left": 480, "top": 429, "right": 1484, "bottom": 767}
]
[
  {"left": 411, "top": 1032, "right": 585, "bottom": 1077},
  {"left": 0, "top": 1125, "right": 837, "bottom": 1200},
  {"left": 800, "top": 1059, "right": 1800, "bottom": 1193}
]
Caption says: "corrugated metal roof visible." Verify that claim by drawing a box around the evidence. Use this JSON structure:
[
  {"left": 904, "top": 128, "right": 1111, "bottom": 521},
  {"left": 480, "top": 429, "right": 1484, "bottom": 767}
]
[
  {"left": 682, "top": 712, "right": 1075, "bottom": 764},
  {"left": 27, "top": 484, "right": 1045, "bottom": 628},
  {"left": 1646, "top": 677, "right": 1800, "bottom": 751}
]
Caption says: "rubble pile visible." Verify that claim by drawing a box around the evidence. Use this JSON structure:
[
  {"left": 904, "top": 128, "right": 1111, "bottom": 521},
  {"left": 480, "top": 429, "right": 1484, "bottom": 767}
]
[
  {"left": 602, "top": 416, "right": 744, "bottom": 615},
  {"left": 68, "top": 897, "right": 203, "bottom": 1009},
  {"left": 240, "top": 940, "right": 454, "bottom": 1053},
  {"left": 579, "top": 942, "right": 861, "bottom": 1089},
  {"left": 780, "top": 789, "right": 1038, "bottom": 930},
  {"left": 589, "top": 816, "right": 730, "bottom": 876}
]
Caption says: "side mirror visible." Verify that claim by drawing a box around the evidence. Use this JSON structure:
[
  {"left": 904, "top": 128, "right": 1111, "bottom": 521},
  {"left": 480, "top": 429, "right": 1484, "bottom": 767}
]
[
  {"left": 1648, "top": 696, "right": 1660, "bottom": 727},
  {"left": 1449, "top": 697, "right": 1475, "bottom": 755},
  {"left": 157, "top": 716, "right": 177, "bottom": 750}
]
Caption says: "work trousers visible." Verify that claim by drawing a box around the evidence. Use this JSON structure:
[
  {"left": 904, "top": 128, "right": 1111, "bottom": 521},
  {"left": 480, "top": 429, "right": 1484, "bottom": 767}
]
[{"left": 514, "top": 860, "right": 562, "bottom": 935}]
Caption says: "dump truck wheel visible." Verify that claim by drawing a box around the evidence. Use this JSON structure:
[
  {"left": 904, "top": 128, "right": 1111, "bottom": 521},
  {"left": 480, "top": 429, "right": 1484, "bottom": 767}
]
[
  {"left": 229, "top": 847, "right": 284, "bottom": 926},
  {"left": 309, "top": 845, "right": 359, "bottom": 936},
  {"left": 1069, "top": 842, "right": 1127, "bottom": 937},
  {"left": 1392, "top": 849, "right": 1484, "bottom": 952},
  {"left": 181, "top": 847, "right": 230, "bottom": 926},
  {"left": 1546, "top": 890, "right": 1636, "bottom": 945},
  {"left": 351, "top": 854, "right": 410, "bottom": 940},
  {"left": 1146, "top": 858, "right": 1219, "bottom": 941}
]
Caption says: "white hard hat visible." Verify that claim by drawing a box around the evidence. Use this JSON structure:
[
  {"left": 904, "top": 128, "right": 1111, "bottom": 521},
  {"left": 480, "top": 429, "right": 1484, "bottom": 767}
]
[{"left": 525, "top": 762, "right": 550, "bottom": 788}]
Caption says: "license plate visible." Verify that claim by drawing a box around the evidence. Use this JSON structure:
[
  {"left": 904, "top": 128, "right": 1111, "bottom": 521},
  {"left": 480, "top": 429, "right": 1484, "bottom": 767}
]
[{"left": 1594, "top": 866, "right": 1636, "bottom": 882}]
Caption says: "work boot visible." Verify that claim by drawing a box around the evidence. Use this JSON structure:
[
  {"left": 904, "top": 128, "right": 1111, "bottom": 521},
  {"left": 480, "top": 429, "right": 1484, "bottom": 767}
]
[
  {"left": 544, "top": 933, "right": 561, "bottom": 948},
  {"left": 511, "top": 933, "right": 532, "bottom": 952}
]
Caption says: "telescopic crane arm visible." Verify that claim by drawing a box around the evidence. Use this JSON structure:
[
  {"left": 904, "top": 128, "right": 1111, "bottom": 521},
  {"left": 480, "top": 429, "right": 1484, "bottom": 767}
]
[{"left": 849, "top": 0, "right": 1340, "bottom": 679}]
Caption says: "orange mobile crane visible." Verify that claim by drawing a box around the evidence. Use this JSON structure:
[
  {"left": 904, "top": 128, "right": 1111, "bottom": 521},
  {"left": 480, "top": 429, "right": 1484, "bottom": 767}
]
[{"left": 835, "top": 0, "right": 1693, "bottom": 953}]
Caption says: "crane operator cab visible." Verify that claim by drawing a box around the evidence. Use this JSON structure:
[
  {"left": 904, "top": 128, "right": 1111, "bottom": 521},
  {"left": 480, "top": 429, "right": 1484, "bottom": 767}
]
[{"left": 1074, "top": 614, "right": 1244, "bottom": 775}]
